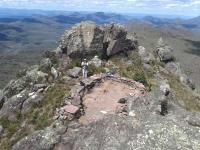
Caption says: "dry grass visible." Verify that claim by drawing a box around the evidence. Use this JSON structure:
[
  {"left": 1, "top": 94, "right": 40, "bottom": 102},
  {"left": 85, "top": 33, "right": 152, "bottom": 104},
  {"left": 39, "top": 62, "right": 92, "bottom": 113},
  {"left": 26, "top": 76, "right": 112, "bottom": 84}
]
[
  {"left": 0, "top": 79, "right": 73, "bottom": 149},
  {"left": 163, "top": 73, "right": 200, "bottom": 111}
]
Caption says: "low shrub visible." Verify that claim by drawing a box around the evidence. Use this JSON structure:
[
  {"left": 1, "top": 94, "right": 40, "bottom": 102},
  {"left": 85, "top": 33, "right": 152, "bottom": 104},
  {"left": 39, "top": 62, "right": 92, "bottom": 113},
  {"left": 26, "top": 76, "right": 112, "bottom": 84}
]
[
  {"left": 88, "top": 64, "right": 106, "bottom": 76},
  {"left": 133, "top": 71, "right": 148, "bottom": 86}
]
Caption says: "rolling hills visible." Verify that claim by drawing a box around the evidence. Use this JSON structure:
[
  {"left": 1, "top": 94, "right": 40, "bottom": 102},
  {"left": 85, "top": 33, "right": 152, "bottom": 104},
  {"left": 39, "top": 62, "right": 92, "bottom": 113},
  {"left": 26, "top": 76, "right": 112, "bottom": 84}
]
[{"left": 0, "top": 10, "right": 200, "bottom": 92}]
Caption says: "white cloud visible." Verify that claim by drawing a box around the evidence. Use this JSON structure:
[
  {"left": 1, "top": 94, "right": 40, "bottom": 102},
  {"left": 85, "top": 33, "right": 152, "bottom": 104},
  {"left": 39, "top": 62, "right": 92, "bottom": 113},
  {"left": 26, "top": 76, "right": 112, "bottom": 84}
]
[{"left": 0, "top": 0, "right": 200, "bottom": 16}]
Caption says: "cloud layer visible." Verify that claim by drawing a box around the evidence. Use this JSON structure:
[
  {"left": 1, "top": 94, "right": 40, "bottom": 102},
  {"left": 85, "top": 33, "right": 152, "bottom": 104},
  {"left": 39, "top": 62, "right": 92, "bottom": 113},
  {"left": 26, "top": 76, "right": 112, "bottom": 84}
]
[{"left": 0, "top": 0, "right": 200, "bottom": 16}]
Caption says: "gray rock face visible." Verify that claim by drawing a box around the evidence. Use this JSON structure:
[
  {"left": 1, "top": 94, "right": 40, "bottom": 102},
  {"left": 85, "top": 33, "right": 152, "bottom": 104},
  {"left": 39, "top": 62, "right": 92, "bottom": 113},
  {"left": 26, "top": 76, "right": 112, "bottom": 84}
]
[
  {"left": 11, "top": 80, "right": 200, "bottom": 150},
  {"left": 60, "top": 21, "right": 104, "bottom": 58},
  {"left": 56, "top": 116, "right": 199, "bottom": 150},
  {"left": 0, "top": 90, "right": 29, "bottom": 119},
  {"left": 159, "top": 80, "right": 171, "bottom": 95},
  {"left": 39, "top": 58, "right": 52, "bottom": 72},
  {"left": 155, "top": 38, "right": 174, "bottom": 62},
  {"left": 12, "top": 125, "right": 66, "bottom": 150},
  {"left": 55, "top": 89, "right": 200, "bottom": 150},
  {"left": 0, "top": 125, "right": 3, "bottom": 134},
  {"left": 67, "top": 67, "right": 82, "bottom": 78},
  {"left": 59, "top": 22, "right": 137, "bottom": 58},
  {"left": 88, "top": 56, "right": 102, "bottom": 67},
  {"left": 180, "top": 74, "right": 195, "bottom": 90},
  {"left": 33, "top": 84, "right": 47, "bottom": 92},
  {"left": 26, "top": 67, "right": 48, "bottom": 84},
  {"left": 103, "top": 23, "right": 136, "bottom": 56},
  {"left": 138, "top": 46, "right": 155, "bottom": 64},
  {"left": 51, "top": 67, "right": 59, "bottom": 79},
  {"left": 22, "top": 92, "right": 44, "bottom": 113},
  {"left": 3, "top": 77, "right": 28, "bottom": 98},
  {"left": 0, "top": 90, "right": 5, "bottom": 109},
  {"left": 165, "top": 62, "right": 182, "bottom": 75}
]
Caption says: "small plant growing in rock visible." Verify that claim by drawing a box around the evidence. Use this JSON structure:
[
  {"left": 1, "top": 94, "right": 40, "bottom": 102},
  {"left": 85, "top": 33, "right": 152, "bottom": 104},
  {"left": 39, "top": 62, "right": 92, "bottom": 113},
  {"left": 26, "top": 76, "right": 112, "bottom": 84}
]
[
  {"left": 88, "top": 64, "right": 106, "bottom": 76},
  {"left": 133, "top": 71, "right": 148, "bottom": 86},
  {"left": 43, "top": 51, "right": 59, "bottom": 65},
  {"left": 68, "top": 58, "right": 81, "bottom": 69}
]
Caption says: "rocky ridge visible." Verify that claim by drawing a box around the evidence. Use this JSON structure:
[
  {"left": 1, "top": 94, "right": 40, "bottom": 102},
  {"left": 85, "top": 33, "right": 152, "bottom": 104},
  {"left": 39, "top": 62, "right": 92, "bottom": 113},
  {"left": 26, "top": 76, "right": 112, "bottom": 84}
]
[
  {"left": 0, "top": 21, "right": 200, "bottom": 150},
  {"left": 57, "top": 21, "right": 137, "bottom": 58}
]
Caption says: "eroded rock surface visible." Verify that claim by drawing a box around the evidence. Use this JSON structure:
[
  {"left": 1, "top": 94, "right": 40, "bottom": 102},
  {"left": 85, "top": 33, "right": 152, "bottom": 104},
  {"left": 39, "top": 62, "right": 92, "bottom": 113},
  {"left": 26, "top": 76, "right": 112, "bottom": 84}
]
[{"left": 58, "top": 22, "right": 137, "bottom": 58}]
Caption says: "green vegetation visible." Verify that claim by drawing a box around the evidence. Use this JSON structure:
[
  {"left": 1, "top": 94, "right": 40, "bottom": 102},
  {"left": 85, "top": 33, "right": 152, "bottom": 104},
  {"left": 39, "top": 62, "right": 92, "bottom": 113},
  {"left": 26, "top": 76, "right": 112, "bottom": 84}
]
[
  {"left": 88, "top": 64, "right": 106, "bottom": 76},
  {"left": 43, "top": 51, "right": 59, "bottom": 66},
  {"left": 0, "top": 79, "right": 74, "bottom": 149},
  {"left": 110, "top": 51, "right": 154, "bottom": 90},
  {"left": 67, "top": 58, "right": 81, "bottom": 69},
  {"left": 163, "top": 73, "right": 200, "bottom": 111}
]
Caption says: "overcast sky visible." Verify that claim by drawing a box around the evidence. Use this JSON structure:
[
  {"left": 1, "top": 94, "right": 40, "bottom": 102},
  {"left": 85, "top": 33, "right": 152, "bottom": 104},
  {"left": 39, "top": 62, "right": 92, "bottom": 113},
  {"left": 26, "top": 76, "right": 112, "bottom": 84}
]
[{"left": 0, "top": 0, "right": 200, "bottom": 17}]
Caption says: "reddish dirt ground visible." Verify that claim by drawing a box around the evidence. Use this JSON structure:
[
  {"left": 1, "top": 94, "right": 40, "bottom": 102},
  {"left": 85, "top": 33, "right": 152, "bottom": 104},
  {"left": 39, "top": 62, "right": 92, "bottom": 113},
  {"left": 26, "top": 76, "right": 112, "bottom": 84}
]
[{"left": 79, "top": 79, "right": 143, "bottom": 124}]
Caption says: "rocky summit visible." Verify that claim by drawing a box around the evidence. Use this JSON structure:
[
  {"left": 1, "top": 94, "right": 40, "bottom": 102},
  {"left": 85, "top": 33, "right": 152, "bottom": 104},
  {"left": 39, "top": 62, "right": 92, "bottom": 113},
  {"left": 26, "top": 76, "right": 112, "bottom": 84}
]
[
  {"left": 57, "top": 21, "right": 137, "bottom": 58},
  {"left": 0, "top": 22, "right": 200, "bottom": 150}
]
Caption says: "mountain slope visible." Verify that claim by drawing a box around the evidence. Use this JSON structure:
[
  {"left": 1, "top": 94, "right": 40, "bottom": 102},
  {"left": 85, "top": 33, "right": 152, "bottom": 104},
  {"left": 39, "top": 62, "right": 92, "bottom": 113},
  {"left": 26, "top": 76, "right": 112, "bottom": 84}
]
[
  {"left": 126, "top": 20, "right": 200, "bottom": 93},
  {"left": 0, "top": 22, "right": 200, "bottom": 150}
]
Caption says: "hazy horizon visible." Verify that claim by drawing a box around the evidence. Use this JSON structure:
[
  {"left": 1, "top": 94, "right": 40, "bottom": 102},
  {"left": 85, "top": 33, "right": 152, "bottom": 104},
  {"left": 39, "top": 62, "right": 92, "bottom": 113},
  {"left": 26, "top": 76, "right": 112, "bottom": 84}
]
[
  {"left": 0, "top": 7, "right": 198, "bottom": 19},
  {"left": 0, "top": 0, "right": 200, "bottom": 18}
]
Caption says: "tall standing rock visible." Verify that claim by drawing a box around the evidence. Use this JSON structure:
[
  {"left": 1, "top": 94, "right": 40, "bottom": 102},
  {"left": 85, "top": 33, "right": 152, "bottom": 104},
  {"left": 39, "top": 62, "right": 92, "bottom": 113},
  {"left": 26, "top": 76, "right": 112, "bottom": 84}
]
[
  {"left": 59, "top": 21, "right": 104, "bottom": 58},
  {"left": 155, "top": 37, "right": 174, "bottom": 62},
  {"left": 103, "top": 23, "right": 136, "bottom": 56},
  {"left": 58, "top": 21, "right": 137, "bottom": 58}
]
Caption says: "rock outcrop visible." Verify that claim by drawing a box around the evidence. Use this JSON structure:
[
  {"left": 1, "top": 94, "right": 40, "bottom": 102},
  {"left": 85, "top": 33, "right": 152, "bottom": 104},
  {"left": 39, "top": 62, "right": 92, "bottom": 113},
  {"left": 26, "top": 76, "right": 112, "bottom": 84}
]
[
  {"left": 88, "top": 56, "right": 102, "bottom": 67},
  {"left": 58, "top": 21, "right": 137, "bottom": 58},
  {"left": 12, "top": 123, "right": 67, "bottom": 150},
  {"left": 67, "top": 67, "right": 82, "bottom": 78},
  {"left": 155, "top": 38, "right": 174, "bottom": 62},
  {"left": 1, "top": 22, "right": 200, "bottom": 150},
  {"left": 138, "top": 46, "right": 155, "bottom": 64},
  {"left": 12, "top": 88, "right": 200, "bottom": 150},
  {"left": 154, "top": 38, "right": 195, "bottom": 90},
  {"left": 0, "top": 58, "right": 52, "bottom": 119}
]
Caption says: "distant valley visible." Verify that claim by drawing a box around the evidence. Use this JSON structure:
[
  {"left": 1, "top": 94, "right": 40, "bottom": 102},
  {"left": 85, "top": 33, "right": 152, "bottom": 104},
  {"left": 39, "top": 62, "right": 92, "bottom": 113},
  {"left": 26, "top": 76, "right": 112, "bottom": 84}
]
[{"left": 0, "top": 9, "right": 200, "bottom": 91}]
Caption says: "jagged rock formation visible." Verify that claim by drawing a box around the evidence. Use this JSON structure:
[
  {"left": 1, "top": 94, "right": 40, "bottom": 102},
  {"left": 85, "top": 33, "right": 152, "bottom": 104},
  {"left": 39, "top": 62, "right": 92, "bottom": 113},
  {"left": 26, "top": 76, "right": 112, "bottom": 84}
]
[
  {"left": 58, "top": 21, "right": 137, "bottom": 58},
  {"left": 155, "top": 37, "right": 174, "bottom": 63},
  {"left": 1, "top": 22, "right": 200, "bottom": 150},
  {"left": 153, "top": 38, "right": 195, "bottom": 90},
  {"left": 0, "top": 57, "right": 57, "bottom": 120}
]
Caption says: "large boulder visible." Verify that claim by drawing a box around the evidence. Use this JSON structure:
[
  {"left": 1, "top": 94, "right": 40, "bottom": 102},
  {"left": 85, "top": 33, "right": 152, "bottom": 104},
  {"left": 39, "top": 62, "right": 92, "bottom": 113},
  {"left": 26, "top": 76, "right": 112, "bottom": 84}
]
[
  {"left": 165, "top": 62, "right": 182, "bottom": 75},
  {"left": 51, "top": 67, "right": 59, "bottom": 79},
  {"left": 138, "top": 46, "right": 155, "bottom": 64},
  {"left": 39, "top": 58, "right": 52, "bottom": 73},
  {"left": 59, "top": 21, "right": 104, "bottom": 58},
  {"left": 58, "top": 22, "right": 137, "bottom": 58},
  {"left": 88, "top": 56, "right": 102, "bottom": 67},
  {"left": 155, "top": 38, "right": 174, "bottom": 62},
  {"left": 26, "top": 66, "right": 48, "bottom": 84},
  {"left": 103, "top": 23, "right": 136, "bottom": 56},
  {"left": 0, "top": 89, "right": 29, "bottom": 120},
  {"left": 22, "top": 92, "right": 44, "bottom": 113},
  {"left": 67, "top": 67, "right": 82, "bottom": 78},
  {"left": 180, "top": 74, "right": 195, "bottom": 90},
  {"left": 3, "top": 77, "right": 28, "bottom": 98}
]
